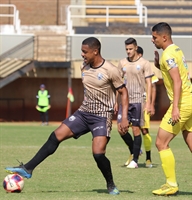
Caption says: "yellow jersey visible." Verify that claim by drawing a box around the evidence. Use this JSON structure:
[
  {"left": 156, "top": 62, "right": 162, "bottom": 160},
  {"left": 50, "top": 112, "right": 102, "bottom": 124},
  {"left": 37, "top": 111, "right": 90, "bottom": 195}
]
[{"left": 160, "top": 44, "right": 192, "bottom": 102}]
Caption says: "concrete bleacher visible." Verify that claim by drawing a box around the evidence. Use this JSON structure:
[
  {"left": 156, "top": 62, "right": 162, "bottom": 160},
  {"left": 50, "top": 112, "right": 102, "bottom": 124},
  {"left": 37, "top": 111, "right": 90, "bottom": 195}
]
[
  {"left": 73, "top": 0, "right": 146, "bottom": 34},
  {"left": 141, "top": 0, "right": 192, "bottom": 35}
]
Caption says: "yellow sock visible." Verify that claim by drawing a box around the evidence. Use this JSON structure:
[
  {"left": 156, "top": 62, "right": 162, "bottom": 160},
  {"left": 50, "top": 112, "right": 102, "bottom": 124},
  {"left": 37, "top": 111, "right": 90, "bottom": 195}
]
[
  {"left": 159, "top": 148, "right": 178, "bottom": 187},
  {"left": 143, "top": 133, "right": 152, "bottom": 151}
]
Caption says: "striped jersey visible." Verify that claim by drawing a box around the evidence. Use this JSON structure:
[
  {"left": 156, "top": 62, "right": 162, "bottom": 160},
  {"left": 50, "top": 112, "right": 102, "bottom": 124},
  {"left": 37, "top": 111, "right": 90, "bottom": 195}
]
[
  {"left": 118, "top": 57, "right": 153, "bottom": 103},
  {"left": 78, "top": 60, "right": 124, "bottom": 118},
  {"left": 160, "top": 44, "right": 192, "bottom": 102}
]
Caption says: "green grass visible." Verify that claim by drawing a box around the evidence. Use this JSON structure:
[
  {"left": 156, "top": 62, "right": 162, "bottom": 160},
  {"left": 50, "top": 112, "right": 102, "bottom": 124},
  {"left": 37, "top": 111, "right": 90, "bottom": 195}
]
[{"left": 0, "top": 122, "right": 192, "bottom": 200}]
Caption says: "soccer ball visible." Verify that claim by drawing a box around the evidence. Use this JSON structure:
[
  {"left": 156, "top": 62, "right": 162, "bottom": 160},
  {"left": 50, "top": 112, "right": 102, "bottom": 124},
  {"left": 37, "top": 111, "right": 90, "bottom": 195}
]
[{"left": 3, "top": 174, "right": 24, "bottom": 193}]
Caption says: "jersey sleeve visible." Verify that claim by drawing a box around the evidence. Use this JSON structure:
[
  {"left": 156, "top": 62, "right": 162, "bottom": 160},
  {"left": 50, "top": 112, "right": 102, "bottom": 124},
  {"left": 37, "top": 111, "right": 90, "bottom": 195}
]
[
  {"left": 162, "top": 51, "right": 178, "bottom": 71},
  {"left": 144, "top": 60, "right": 153, "bottom": 78},
  {"left": 110, "top": 64, "right": 124, "bottom": 89}
]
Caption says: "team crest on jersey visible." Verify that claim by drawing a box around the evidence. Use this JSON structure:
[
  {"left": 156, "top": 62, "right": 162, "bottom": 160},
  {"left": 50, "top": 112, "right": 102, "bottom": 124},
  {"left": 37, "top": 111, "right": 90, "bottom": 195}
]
[
  {"left": 97, "top": 73, "right": 103, "bottom": 80},
  {"left": 117, "top": 114, "right": 122, "bottom": 120},
  {"left": 122, "top": 67, "right": 126, "bottom": 72},
  {"left": 182, "top": 56, "right": 188, "bottom": 69},
  {"left": 69, "top": 115, "right": 76, "bottom": 121},
  {"left": 136, "top": 65, "right": 141, "bottom": 70},
  {"left": 166, "top": 58, "right": 177, "bottom": 68}
]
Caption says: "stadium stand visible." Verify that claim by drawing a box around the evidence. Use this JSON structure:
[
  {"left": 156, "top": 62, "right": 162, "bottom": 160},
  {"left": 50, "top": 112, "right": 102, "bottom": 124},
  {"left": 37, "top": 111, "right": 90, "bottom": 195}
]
[
  {"left": 141, "top": 0, "right": 192, "bottom": 35},
  {"left": 73, "top": 0, "right": 147, "bottom": 34}
]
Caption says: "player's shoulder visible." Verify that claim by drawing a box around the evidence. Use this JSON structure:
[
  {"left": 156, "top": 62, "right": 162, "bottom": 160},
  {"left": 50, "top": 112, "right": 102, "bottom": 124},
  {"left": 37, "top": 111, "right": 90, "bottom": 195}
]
[
  {"left": 138, "top": 57, "right": 150, "bottom": 66},
  {"left": 118, "top": 57, "right": 128, "bottom": 65},
  {"left": 104, "top": 60, "right": 118, "bottom": 69}
]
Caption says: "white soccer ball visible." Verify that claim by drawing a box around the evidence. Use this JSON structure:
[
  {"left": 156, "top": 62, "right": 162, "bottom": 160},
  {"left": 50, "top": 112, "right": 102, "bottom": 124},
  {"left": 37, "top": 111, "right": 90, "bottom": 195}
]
[{"left": 3, "top": 174, "right": 24, "bottom": 193}]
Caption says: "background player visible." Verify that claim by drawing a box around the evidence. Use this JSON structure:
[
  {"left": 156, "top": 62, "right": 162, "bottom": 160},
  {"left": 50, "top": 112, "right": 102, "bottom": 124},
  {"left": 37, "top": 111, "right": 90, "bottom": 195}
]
[
  {"left": 124, "top": 46, "right": 159, "bottom": 168},
  {"left": 36, "top": 84, "right": 51, "bottom": 126},
  {"left": 138, "top": 46, "right": 159, "bottom": 168},
  {"left": 117, "top": 38, "right": 153, "bottom": 169}
]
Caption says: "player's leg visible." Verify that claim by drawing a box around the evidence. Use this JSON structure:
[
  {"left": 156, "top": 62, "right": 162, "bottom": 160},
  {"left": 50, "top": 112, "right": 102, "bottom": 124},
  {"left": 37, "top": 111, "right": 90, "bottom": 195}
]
[
  {"left": 152, "top": 104, "right": 181, "bottom": 195},
  {"left": 126, "top": 126, "right": 141, "bottom": 168},
  {"left": 45, "top": 110, "right": 49, "bottom": 125},
  {"left": 91, "top": 115, "right": 119, "bottom": 195},
  {"left": 5, "top": 123, "right": 74, "bottom": 178},
  {"left": 5, "top": 110, "right": 86, "bottom": 178},
  {"left": 141, "top": 128, "right": 152, "bottom": 168},
  {"left": 92, "top": 136, "right": 119, "bottom": 195},
  {"left": 182, "top": 130, "right": 192, "bottom": 152},
  {"left": 141, "top": 109, "right": 152, "bottom": 167},
  {"left": 152, "top": 127, "right": 178, "bottom": 195},
  {"left": 127, "top": 103, "right": 142, "bottom": 169},
  {"left": 40, "top": 111, "right": 44, "bottom": 125},
  {"left": 182, "top": 113, "right": 192, "bottom": 152},
  {"left": 117, "top": 104, "right": 133, "bottom": 166}
]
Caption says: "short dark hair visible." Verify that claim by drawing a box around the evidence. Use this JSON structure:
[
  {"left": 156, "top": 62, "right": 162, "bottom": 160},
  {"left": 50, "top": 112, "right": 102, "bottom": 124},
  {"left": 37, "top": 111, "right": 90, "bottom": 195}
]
[
  {"left": 137, "top": 46, "right": 143, "bottom": 56},
  {"left": 152, "top": 22, "right": 172, "bottom": 36},
  {"left": 125, "top": 37, "right": 137, "bottom": 46},
  {"left": 82, "top": 37, "right": 101, "bottom": 53}
]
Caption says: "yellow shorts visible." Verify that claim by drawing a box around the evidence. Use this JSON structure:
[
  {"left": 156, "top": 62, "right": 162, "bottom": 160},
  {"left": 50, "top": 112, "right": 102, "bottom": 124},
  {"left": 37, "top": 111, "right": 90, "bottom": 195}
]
[
  {"left": 141, "top": 110, "right": 150, "bottom": 129},
  {"left": 160, "top": 97, "right": 192, "bottom": 135}
]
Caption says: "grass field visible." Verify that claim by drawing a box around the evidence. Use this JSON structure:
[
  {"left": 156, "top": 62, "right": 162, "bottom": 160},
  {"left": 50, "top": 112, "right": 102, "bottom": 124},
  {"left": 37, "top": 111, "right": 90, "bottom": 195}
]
[{"left": 0, "top": 121, "right": 192, "bottom": 200}]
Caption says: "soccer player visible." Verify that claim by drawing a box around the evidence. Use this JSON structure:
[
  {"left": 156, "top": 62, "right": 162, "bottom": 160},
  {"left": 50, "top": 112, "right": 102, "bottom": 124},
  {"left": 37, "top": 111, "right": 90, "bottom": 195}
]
[
  {"left": 137, "top": 46, "right": 159, "bottom": 168},
  {"left": 140, "top": 74, "right": 159, "bottom": 168},
  {"left": 117, "top": 38, "right": 153, "bottom": 168},
  {"left": 151, "top": 22, "right": 192, "bottom": 196},
  {"left": 36, "top": 84, "right": 51, "bottom": 126},
  {"left": 5, "top": 37, "right": 129, "bottom": 195}
]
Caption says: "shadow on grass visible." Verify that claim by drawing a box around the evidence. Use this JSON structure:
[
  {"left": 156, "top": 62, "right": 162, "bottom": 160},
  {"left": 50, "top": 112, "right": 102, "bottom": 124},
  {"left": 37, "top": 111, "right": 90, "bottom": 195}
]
[
  {"left": 120, "top": 163, "right": 159, "bottom": 168},
  {"left": 92, "top": 188, "right": 134, "bottom": 194},
  {"left": 25, "top": 188, "right": 134, "bottom": 195},
  {"left": 178, "top": 191, "right": 192, "bottom": 196},
  {"left": 138, "top": 163, "right": 159, "bottom": 168}
]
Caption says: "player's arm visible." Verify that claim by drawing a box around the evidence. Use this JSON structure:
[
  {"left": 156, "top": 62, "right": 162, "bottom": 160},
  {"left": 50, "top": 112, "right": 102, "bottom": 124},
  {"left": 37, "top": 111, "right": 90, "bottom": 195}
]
[
  {"left": 151, "top": 82, "right": 157, "bottom": 116},
  {"left": 154, "top": 51, "right": 160, "bottom": 69},
  {"left": 145, "top": 77, "right": 152, "bottom": 114},
  {"left": 117, "top": 86, "right": 129, "bottom": 134},
  {"left": 169, "top": 67, "right": 182, "bottom": 123}
]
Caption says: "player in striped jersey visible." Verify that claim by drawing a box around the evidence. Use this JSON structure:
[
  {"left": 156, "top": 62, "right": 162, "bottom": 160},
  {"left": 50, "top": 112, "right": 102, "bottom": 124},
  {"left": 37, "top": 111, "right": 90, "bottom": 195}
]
[
  {"left": 151, "top": 22, "right": 192, "bottom": 196},
  {"left": 5, "top": 37, "right": 129, "bottom": 195},
  {"left": 117, "top": 38, "right": 154, "bottom": 169}
]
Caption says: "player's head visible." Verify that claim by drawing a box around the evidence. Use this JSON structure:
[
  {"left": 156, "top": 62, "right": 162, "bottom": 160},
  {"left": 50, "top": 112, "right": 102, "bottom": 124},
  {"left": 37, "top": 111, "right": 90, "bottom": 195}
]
[
  {"left": 40, "top": 84, "right": 45, "bottom": 90},
  {"left": 137, "top": 46, "right": 143, "bottom": 57},
  {"left": 81, "top": 37, "right": 101, "bottom": 65},
  {"left": 124, "top": 38, "right": 138, "bottom": 59},
  {"left": 151, "top": 22, "right": 172, "bottom": 50}
]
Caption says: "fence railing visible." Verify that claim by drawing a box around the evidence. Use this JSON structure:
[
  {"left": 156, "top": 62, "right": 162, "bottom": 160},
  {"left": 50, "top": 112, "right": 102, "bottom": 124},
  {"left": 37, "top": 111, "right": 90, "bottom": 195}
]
[
  {"left": 62, "top": 4, "right": 147, "bottom": 35},
  {"left": 0, "top": 4, "right": 21, "bottom": 33}
]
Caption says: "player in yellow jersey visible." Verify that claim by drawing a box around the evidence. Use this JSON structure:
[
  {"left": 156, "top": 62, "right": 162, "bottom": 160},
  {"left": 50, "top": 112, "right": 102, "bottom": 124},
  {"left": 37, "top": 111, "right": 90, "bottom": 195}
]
[
  {"left": 141, "top": 74, "right": 159, "bottom": 168},
  {"left": 151, "top": 22, "right": 192, "bottom": 196},
  {"left": 138, "top": 46, "right": 159, "bottom": 168}
]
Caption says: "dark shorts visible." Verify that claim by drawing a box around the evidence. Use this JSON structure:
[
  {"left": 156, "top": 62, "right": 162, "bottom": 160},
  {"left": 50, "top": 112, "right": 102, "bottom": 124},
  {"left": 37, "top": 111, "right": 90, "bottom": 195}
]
[
  {"left": 63, "top": 110, "right": 111, "bottom": 139},
  {"left": 117, "top": 103, "right": 143, "bottom": 127}
]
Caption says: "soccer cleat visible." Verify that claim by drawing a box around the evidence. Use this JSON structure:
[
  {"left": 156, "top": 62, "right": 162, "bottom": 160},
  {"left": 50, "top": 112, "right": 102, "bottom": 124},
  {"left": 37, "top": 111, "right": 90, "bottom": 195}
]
[
  {"left": 152, "top": 183, "right": 179, "bottom": 196},
  {"left": 5, "top": 161, "right": 32, "bottom": 179},
  {"left": 107, "top": 186, "right": 120, "bottom": 195},
  {"left": 139, "top": 149, "right": 143, "bottom": 155},
  {"left": 124, "top": 154, "right": 133, "bottom": 166},
  {"left": 145, "top": 159, "right": 153, "bottom": 168},
  {"left": 127, "top": 160, "right": 138, "bottom": 168}
]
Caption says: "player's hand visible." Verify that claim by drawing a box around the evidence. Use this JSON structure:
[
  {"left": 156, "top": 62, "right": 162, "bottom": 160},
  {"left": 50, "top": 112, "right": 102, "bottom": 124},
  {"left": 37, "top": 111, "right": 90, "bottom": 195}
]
[
  {"left": 145, "top": 102, "right": 151, "bottom": 115},
  {"left": 172, "top": 106, "right": 180, "bottom": 123},
  {"left": 154, "top": 51, "right": 160, "bottom": 69},
  {"left": 150, "top": 104, "right": 155, "bottom": 116},
  {"left": 118, "top": 119, "right": 129, "bottom": 134},
  {"left": 113, "top": 102, "right": 118, "bottom": 115}
]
